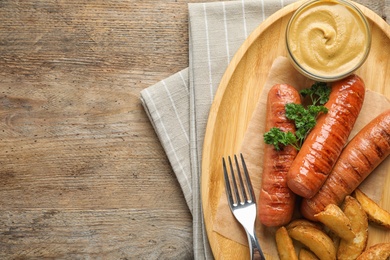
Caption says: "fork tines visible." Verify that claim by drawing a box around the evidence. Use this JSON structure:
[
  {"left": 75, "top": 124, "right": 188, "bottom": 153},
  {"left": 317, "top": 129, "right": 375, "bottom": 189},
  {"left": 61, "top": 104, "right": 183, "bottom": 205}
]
[
  {"left": 222, "top": 153, "right": 265, "bottom": 260},
  {"left": 222, "top": 153, "right": 255, "bottom": 207}
]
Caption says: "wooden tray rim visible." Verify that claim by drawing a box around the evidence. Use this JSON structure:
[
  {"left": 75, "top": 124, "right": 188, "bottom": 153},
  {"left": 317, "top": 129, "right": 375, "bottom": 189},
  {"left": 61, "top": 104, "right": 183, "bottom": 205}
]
[{"left": 201, "top": 1, "right": 390, "bottom": 259}]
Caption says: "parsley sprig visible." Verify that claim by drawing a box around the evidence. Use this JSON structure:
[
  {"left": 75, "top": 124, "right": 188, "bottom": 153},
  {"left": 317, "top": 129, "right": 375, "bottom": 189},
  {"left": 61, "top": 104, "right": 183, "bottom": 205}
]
[
  {"left": 263, "top": 82, "right": 330, "bottom": 151},
  {"left": 300, "top": 82, "right": 331, "bottom": 106},
  {"left": 264, "top": 127, "right": 300, "bottom": 151}
]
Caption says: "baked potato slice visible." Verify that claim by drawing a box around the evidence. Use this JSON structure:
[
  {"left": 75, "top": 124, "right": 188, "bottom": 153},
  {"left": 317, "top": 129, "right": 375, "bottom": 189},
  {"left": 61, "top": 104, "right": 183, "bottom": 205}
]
[
  {"left": 314, "top": 204, "right": 355, "bottom": 241},
  {"left": 353, "top": 188, "right": 390, "bottom": 229},
  {"left": 286, "top": 218, "right": 323, "bottom": 230},
  {"left": 288, "top": 225, "right": 336, "bottom": 260},
  {"left": 337, "top": 196, "right": 368, "bottom": 260},
  {"left": 356, "top": 242, "right": 390, "bottom": 260},
  {"left": 298, "top": 248, "right": 319, "bottom": 260},
  {"left": 275, "top": 226, "right": 298, "bottom": 260}
]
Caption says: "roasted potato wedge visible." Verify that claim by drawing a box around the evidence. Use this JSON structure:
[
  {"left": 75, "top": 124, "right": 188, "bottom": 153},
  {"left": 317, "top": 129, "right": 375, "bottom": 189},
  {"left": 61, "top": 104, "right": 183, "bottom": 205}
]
[
  {"left": 327, "top": 230, "right": 340, "bottom": 253},
  {"left": 288, "top": 225, "right": 336, "bottom": 260},
  {"left": 286, "top": 218, "right": 323, "bottom": 230},
  {"left": 299, "top": 248, "right": 319, "bottom": 260},
  {"left": 353, "top": 188, "right": 390, "bottom": 229},
  {"left": 275, "top": 226, "right": 298, "bottom": 260},
  {"left": 356, "top": 242, "right": 390, "bottom": 260},
  {"left": 314, "top": 204, "right": 355, "bottom": 241},
  {"left": 338, "top": 196, "right": 368, "bottom": 260}
]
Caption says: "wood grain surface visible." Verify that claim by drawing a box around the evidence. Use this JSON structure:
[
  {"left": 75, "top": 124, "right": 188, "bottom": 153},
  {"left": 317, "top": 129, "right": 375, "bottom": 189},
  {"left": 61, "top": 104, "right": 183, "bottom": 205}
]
[
  {"left": 202, "top": 1, "right": 390, "bottom": 259},
  {"left": 0, "top": 0, "right": 388, "bottom": 259},
  {"left": 0, "top": 0, "right": 219, "bottom": 259}
]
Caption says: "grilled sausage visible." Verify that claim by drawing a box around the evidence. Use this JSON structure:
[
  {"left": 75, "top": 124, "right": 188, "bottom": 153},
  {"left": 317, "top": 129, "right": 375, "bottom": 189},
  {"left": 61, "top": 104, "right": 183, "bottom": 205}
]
[
  {"left": 301, "top": 109, "right": 390, "bottom": 221},
  {"left": 259, "top": 84, "right": 300, "bottom": 226},
  {"left": 287, "top": 74, "right": 365, "bottom": 198}
]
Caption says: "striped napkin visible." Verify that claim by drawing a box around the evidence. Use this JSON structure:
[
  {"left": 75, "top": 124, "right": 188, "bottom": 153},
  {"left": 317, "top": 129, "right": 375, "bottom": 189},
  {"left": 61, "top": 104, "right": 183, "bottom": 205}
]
[{"left": 140, "top": 0, "right": 389, "bottom": 259}]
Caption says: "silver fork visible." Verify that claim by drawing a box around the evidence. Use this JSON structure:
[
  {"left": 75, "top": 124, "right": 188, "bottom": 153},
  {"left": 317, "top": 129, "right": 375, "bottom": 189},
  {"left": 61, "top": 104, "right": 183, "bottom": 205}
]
[{"left": 222, "top": 154, "right": 266, "bottom": 260}]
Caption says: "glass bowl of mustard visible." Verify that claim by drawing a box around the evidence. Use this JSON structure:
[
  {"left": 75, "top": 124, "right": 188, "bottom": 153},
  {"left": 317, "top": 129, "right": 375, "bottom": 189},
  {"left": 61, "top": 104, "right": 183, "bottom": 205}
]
[{"left": 285, "top": 0, "right": 371, "bottom": 82}]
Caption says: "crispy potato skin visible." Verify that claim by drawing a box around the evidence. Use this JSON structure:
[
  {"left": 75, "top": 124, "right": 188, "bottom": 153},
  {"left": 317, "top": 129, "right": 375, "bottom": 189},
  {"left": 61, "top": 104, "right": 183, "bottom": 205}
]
[
  {"left": 314, "top": 204, "right": 355, "bottom": 241},
  {"left": 356, "top": 243, "right": 390, "bottom": 260},
  {"left": 288, "top": 225, "right": 336, "bottom": 260},
  {"left": 353, "top": 189, "right": 390, "bottom": 229},
  {"left": 275, "top": 226, "right": 298, "bottom": 260},
  {"left": 286, "top": 218, "right": 323, "bottom": 230},
  {"left": 337, "top": 196, "right": 368, "bottom": 260},
  {"left": 299, "top": 249, "right": 319, "bottom": 260}
]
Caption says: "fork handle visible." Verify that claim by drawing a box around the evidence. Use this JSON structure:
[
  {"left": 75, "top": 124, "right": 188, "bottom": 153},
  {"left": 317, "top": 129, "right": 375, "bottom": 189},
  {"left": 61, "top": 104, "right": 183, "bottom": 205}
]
[{"left": 246, "top": 228, "right": 266, "bottom": 260}]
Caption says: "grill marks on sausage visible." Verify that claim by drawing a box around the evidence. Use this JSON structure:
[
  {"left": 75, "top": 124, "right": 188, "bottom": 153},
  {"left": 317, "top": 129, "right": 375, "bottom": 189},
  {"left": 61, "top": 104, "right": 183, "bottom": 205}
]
[
  {"left": 301, "top": 109, "right": 390, "bottom": 221},
  {"left": 258, "top": 84, "right": 301, "bottom": 227},
  {"left": 287, "top": 75, "right": 366, "bottom": 199}
]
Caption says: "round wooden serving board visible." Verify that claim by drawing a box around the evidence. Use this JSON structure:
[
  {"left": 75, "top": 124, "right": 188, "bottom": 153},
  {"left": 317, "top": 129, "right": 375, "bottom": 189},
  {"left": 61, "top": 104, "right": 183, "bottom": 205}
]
[{"left": 201, "top": 1, "right": 390, "bottom": 259}]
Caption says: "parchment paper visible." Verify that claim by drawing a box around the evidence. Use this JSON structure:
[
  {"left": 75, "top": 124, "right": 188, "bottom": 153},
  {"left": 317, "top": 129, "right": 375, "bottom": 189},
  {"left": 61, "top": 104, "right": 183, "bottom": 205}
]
[{"left": 213, "top": 56, "right": 390, "bottom": 256}]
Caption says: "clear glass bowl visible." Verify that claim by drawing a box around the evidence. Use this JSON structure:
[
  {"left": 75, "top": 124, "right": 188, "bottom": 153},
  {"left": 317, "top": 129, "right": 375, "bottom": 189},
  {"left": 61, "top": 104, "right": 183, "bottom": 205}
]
[{"left": 285, "top": 0, "right": 371, "bottom": 82}]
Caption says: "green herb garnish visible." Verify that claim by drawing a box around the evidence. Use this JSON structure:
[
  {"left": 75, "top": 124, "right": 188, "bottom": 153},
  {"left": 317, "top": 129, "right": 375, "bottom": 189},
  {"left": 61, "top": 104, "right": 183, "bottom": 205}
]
[
  {"left": 263, "top": 127, "right": 299, "bottom": 151},
  {"left": 285, "top": 103, "right": 328, "bottom": 147},
  {"left": 263, "top": 82, "right": 330, "bottom": 151},
  {"left": 300, "top": 82, "right": 331, "bottom": 106}
]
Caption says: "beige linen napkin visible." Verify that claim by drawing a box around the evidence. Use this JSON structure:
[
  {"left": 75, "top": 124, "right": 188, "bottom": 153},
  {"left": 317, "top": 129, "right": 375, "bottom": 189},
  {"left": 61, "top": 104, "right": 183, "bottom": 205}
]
[{"left": 140, "top": 1, "right": 389, "bottom": 259}]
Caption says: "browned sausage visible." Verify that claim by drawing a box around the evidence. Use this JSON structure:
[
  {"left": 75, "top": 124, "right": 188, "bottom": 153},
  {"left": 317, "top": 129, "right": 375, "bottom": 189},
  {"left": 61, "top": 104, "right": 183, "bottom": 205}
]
[
  {"left": 301, "top": 109, "right": 390, "bottom": 221},
  {"left": 287, "top": 74, "right": 365, "bottom": 199},
  {"left": 258, "top": 84, "right": 300, "bottom": 227}
]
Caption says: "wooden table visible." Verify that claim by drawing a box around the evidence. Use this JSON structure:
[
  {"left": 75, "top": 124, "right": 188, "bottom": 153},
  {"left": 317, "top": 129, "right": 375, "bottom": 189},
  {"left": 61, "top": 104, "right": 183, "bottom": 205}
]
[
  {"left": 1, "top": 1, "right": 388, "bottom": 259},
  {"left": 0, "top": 1, "right": 217, "bottom": 258}
]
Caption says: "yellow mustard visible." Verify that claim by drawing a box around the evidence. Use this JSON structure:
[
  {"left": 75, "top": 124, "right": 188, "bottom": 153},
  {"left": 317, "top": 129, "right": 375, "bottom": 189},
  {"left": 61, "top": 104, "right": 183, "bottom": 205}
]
[{"left": 286, "top": 0, "right": 371, "bottom": 81}]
